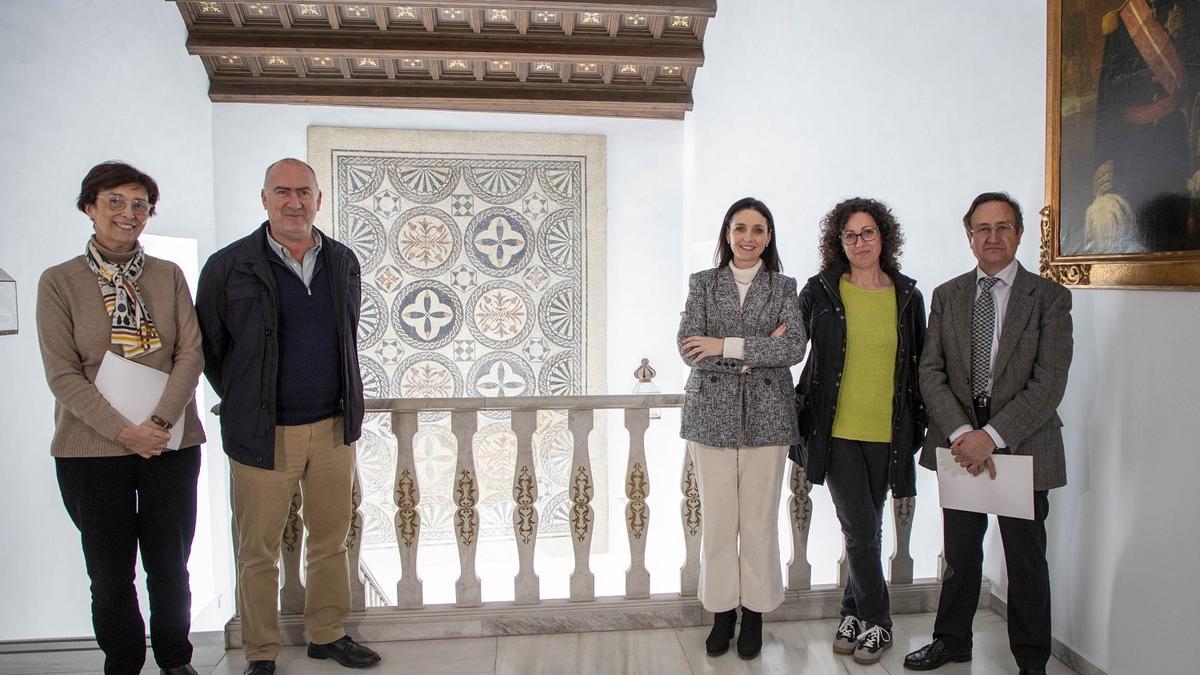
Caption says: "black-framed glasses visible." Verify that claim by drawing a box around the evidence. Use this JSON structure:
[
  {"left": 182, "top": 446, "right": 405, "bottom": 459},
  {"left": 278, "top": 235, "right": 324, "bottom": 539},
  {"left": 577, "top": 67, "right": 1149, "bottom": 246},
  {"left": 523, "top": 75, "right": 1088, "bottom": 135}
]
[
  {"left": 969, "top": 222, "right": 1017, "bottom": 237},
  {"left": 98, "top": 193, "right": 152, "bottom": 216},
  {"left": 840, "top": 227, "right": 879, "bottom": 244}
]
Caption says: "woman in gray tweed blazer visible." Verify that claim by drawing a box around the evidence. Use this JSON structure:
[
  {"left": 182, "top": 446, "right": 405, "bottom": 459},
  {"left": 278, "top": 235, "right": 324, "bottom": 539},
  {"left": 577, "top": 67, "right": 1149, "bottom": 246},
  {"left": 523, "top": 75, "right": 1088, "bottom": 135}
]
[{"left": 677, "top": 197, "right": 807, "bottom": 660}]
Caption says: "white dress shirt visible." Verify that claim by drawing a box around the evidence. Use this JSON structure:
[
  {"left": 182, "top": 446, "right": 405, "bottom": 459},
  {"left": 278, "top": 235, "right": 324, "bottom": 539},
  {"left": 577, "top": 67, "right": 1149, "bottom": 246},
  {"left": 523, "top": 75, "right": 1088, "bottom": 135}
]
[{"left": 948, "top": 259, "right": 1019, "bottom": 449}]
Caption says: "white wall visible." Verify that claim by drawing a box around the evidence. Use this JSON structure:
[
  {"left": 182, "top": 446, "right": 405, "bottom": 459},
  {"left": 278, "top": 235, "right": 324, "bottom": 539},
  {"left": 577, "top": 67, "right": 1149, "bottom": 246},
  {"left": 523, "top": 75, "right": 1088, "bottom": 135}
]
[
  {"left": 0, "top": 1, "right": 227, "bottom": 640},
  {"left": 686, "top": 2, "right": 1197, "bottom": 673},
  {"left": 1048, "top": 290, "right": 1200, "bottom": 675}
]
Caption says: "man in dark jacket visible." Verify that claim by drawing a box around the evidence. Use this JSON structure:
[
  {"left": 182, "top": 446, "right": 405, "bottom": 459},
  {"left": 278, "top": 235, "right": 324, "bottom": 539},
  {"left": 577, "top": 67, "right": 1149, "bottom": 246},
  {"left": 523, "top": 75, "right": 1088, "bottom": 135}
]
[{"left": 196, "top": 158, "right": 379, "bottom": 675}]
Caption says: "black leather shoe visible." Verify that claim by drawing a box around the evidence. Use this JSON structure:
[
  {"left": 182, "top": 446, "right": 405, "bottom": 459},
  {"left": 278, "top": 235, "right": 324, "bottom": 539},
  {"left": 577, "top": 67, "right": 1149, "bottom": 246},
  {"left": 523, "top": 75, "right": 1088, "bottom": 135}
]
[
  {"left": 160, "top": 666, "right": 198, "bottom": 675},
  {"left": 307, "top": 635, "right": 382, "bottom": 668},
  {"left": 737, "top": 608, "right": 762, "bottom": 660},
  {"left": 241, "top": 661, "right": 275, "bottom": 675},
  {"left": 1019, "top": 670, "right": 1047, "bottom": 675},
  {"left": 705, "top": 610, "right": 737, "bottom": 656},
  {"left": 903, "top": 639, "right": 971, "bottom": 670}
]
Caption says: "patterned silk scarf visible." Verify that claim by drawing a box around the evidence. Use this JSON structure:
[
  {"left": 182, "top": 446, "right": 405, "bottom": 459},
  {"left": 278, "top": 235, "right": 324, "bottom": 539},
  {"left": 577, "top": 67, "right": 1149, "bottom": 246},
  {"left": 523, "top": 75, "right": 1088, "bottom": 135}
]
[{"left": 84, "top": 238, "right": 162, "bottom": 358}]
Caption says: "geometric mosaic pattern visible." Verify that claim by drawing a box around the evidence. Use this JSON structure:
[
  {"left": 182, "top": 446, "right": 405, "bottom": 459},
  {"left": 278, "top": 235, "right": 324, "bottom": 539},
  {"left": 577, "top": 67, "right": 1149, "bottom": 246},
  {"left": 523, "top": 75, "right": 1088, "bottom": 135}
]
[{"left": 312, "top": 131, "right": 606, "bottom": 549}]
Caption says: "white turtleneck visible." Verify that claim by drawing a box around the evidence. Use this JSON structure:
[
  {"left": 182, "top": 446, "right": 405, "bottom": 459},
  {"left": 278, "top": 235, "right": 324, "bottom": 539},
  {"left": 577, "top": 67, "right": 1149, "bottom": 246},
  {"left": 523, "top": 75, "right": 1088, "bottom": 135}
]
[{"left": 722, "top": 259, "right": 763, "bottom": 360}]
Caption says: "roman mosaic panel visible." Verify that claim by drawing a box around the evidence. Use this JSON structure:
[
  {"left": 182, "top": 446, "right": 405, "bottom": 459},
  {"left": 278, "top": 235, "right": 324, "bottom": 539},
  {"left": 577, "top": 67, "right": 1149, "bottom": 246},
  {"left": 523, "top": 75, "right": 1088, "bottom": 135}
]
[{"left": 310, "top": 127, "right": 607, "bottom": 552}]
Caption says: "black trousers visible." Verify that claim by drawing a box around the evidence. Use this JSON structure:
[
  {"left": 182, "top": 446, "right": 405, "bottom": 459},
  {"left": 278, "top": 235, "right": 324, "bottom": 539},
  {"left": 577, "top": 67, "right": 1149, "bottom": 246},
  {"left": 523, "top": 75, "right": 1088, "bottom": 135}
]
[
  {"left": 825, "top": 437, "right": 892, "bottom": 629},
  {"left": 934, "top": 491, "right": 1052, "bottom": 670},
  {"left": 55, "top": 446, "right": 201, "bottom": 675}
]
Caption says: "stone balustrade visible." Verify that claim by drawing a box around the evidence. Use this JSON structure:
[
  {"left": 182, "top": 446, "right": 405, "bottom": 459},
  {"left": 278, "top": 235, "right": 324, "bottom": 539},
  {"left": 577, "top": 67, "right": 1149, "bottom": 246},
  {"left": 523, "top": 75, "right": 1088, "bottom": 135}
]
[{"left": 225, "top": 393, "right": 965, "bottom": 648}]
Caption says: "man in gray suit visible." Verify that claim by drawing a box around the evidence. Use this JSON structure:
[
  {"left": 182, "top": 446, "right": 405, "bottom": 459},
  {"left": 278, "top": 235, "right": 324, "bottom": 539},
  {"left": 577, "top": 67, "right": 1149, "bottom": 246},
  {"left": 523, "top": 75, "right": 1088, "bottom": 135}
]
[{"left": 904, "top": 192, "right": 1072, "bottom": 675}]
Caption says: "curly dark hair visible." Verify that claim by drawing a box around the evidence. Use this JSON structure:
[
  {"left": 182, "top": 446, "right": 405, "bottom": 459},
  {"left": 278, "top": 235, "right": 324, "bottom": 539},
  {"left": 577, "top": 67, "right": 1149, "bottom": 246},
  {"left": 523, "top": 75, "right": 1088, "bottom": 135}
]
[{"left": 817, "top": 197, "right": 905, "bottom": 273}]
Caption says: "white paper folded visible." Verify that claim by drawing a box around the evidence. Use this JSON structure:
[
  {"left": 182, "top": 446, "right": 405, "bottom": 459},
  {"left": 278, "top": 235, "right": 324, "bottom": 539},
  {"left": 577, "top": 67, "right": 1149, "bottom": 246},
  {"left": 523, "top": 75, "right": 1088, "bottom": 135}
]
[
  {"left": 936, "top": 446, "right": 1034, "bottom": 520},
  {"left": 95, "top": 351, "right": 184, "bottom": 450}
]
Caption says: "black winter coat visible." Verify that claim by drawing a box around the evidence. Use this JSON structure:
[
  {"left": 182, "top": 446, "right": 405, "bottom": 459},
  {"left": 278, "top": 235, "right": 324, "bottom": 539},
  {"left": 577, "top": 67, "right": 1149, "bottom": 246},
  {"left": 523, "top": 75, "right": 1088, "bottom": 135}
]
[
  {"left": 789, "top": 265, "right": 927, "bottom": 497},
  {"left": 195, "top": 222, "right": 364, "bottom": 470}
]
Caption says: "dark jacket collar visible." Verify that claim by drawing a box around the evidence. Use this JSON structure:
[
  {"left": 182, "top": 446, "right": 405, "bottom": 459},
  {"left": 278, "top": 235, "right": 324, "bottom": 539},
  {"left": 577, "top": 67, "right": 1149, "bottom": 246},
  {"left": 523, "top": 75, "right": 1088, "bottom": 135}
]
[{"left": 814, "top": 262, "right": 916, "bottom": 309}]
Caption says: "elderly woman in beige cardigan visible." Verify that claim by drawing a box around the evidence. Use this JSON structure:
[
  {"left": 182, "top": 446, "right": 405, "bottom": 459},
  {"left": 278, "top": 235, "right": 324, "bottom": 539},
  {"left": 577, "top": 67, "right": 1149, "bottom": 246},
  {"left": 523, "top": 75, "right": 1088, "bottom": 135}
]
[{"left": 36, "top": 162, "right": 205, "bottom": 675}]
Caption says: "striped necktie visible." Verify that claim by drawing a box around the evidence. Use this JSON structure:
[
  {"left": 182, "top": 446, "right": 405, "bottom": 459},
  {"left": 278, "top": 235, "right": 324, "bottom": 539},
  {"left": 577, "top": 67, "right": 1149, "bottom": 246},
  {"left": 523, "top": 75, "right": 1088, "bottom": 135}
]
[{"left": 971, "top": 276, "right": 1000, "bottom": 397}]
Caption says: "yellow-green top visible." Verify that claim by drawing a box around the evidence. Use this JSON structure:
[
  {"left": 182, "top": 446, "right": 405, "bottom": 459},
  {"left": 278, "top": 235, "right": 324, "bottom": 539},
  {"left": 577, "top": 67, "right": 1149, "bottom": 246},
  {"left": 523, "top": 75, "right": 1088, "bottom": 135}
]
[{"left": 831, "top": 277, "right": 897, "bottom": 443}]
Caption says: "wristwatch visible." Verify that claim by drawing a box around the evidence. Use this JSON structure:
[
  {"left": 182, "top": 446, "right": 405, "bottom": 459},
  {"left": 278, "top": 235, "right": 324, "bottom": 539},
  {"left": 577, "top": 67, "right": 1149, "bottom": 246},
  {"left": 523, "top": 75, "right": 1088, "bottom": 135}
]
[{"left": 150, "top": 415, "right": 174, "bottom": 431}]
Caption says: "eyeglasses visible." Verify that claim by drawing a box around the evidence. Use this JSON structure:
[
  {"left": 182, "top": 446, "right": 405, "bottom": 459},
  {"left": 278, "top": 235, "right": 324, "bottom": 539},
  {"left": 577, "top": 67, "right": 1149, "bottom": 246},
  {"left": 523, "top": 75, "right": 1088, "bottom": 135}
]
[
  {"left": 969, "top": 222, "right": 1017, "bottom": 237},
  {"left": 97, "top": 193, "right": 152, "bottom": 216},
  {"left": 840, "top": 227, "right": 879, "bottom": 245}
]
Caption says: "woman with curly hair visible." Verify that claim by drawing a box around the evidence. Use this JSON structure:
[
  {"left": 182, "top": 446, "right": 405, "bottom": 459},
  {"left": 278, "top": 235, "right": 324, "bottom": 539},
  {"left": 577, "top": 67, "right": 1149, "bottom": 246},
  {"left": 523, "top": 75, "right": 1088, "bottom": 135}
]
[{"left": 791, "top": 197, "right": 927, "bottom": 664}]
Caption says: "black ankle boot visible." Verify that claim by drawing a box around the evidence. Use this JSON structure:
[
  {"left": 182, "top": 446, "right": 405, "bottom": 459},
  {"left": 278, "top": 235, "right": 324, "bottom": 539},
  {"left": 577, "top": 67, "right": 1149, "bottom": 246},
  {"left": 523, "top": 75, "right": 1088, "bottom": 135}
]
[
  {"left": 737, "top": 608, "right": 763, "bottom": 659},
  {"left": 705, "top": 609, "right": 737, "bottom": 656}
]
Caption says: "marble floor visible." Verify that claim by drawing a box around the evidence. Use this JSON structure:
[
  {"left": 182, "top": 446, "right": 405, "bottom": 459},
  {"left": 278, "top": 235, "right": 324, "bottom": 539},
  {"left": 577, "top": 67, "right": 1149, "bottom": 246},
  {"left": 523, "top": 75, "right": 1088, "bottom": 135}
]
[{"left": 0, "top": 612, "right": 1076, "bottom": 674}]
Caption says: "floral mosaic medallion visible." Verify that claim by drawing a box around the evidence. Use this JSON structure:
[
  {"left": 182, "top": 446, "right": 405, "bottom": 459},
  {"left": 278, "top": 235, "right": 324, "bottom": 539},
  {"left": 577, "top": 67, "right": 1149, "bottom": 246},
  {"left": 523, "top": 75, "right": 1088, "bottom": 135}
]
[
  {"left": 313, "top": 128, "right": 605, "bottom": 551},
  {"left": 466, "top": 207, "right": 534, "bottom": 277},
  {"left": 390, "top": 206, "right": 461, "bottom": 276},
  {"left": 468, "top": 280, "right": 534, "bottom": 349},
  {"left": 392, "top": 352, "right": 463, "bottom": 422},
  {"left": 392, "top": 280, "right": 463, "bottom": 350}
]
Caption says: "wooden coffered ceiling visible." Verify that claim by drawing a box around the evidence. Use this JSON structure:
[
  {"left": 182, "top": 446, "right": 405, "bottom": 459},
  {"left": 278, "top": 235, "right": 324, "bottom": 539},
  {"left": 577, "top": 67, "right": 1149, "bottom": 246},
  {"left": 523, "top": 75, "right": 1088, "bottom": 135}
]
[{"left": 171, "top": 1, "right": 716, "bottom": 119}]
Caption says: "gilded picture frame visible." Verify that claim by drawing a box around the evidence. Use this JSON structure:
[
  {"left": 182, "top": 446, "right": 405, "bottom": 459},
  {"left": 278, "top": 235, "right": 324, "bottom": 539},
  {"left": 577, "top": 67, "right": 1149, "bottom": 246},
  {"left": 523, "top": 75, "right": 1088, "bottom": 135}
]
[{"left": 1043, "top": 0, "right": 1200, "bottom": 289}]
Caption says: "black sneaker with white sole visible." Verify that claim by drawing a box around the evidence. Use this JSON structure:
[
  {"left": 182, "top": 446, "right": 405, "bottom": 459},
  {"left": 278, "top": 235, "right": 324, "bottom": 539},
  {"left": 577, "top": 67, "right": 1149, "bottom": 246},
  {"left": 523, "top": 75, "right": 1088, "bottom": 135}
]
[
  {"left": 833, "top": 615, "right": 861, "bottom": 654},
  {"left": 853, "top": 624, "right": 892, "bottom": 664}
]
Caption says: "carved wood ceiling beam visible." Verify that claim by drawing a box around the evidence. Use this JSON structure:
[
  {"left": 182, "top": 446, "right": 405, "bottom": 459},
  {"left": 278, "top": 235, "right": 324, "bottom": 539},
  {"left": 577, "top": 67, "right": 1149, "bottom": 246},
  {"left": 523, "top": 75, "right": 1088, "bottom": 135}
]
[
  {"left": 187, "top": 30, "right": 704, "bottom": 66},
  {"left": 260, "top": 1, "right": 716, "bottom": 16},
  {"left": 172, "top": 1, "right": 712, "bottom": 119},
  {"left": 207, "top": 77, "right": 693, "bottom": 118}
]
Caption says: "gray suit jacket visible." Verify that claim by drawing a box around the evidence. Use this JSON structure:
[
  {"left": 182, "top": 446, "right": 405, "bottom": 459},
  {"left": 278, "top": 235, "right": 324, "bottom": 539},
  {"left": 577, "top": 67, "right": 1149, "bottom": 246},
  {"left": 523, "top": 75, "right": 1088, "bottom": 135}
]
[
  {"left": 918, "top": 264, "right": 1073, "bottom": 490},
  {"left": 678, "top": 266, "right": 807, "bottom": 448}
]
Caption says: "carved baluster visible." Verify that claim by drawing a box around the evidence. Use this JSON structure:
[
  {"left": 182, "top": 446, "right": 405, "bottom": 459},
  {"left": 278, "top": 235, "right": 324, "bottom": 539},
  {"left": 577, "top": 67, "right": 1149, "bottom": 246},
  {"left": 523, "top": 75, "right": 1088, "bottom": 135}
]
[
  {"left": 786, "top": 463, "right": 813, "bottom": 590},
  {"left": 890, "top": 496, "right": 915, "bottom": 584},
  {"left": 624, "top": 407, "right": 651, "bottom": 599},
  {"left": 392, "top": 410, "right": 423, "bottom": 609},
  {"left": 567, "top": 409, "right": 595, "bottom": 602},
  {"left": 451, "top": 410, "right": 481, "bottom": 607},
  {"left": 279, "top": 487, "right": 305, "bottom": 613},
  {"left": 347, "top": 469, "right": 366, "bottom": 610},
  {"left": 511, "top": 410, "right": 541, "bottom": 604},
  {"left": 679, "top": 445, "right": 701, "bottom": 597}
]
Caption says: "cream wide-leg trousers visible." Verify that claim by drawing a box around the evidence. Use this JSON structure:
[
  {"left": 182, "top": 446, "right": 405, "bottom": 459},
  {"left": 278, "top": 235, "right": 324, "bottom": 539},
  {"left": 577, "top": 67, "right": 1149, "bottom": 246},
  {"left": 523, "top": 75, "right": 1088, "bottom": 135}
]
[{"left": 689, "top": 441, "right": 788, "bottom": 613}]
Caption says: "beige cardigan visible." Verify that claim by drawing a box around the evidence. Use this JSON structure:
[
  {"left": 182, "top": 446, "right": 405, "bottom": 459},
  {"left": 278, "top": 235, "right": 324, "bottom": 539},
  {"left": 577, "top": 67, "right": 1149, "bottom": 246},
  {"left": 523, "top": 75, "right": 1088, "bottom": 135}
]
[{"left": 37, "top": 247, "right": 206, "bottom": 457}]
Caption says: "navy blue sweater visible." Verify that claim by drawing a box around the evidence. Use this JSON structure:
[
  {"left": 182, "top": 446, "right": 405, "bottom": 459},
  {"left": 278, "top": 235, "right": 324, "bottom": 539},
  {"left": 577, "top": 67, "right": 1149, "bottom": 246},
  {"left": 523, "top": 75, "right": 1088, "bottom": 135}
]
[{"left": 270, "top": 259, "right": 342, "bottom": 425}]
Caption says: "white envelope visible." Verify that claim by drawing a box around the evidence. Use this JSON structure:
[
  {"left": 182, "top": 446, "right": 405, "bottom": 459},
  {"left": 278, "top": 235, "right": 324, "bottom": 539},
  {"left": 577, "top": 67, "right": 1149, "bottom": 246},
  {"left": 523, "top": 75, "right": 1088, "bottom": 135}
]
[
  {"left": 936, "top": 446, "right": 1034, "bottom": 520},
  {"left": 94, "top": 351, "right": 185, "bottom": 450}
]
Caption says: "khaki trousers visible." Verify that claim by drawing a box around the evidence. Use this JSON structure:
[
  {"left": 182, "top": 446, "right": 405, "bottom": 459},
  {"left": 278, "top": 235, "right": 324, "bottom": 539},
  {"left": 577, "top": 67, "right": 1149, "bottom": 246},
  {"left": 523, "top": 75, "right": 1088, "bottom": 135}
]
[
  {"left": 690, "top": 441, "right": 787, "bottom": 613},
  {"left": 231, "top": 416, "right": 355, "bottom": 660}
]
